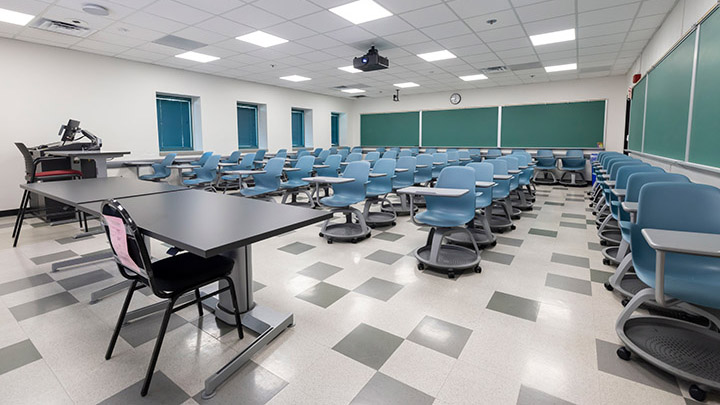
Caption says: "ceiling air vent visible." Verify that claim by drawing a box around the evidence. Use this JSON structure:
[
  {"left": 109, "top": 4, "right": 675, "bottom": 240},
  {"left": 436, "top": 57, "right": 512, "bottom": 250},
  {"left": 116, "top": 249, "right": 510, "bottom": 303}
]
[
  {"left": 31, "top": 18, "right": 95, "bottom": 38},
  {"left": 481, "top": 65, "right": 508, "bottom": 74}
]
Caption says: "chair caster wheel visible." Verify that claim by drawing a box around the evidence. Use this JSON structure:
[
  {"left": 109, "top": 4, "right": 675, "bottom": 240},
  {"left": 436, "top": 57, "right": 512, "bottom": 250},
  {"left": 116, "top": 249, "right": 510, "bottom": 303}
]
[
  {"left": 392, "top": 222, "right": 396, "bottom": 226},
  {"left": 351, "top": 239, "right": 358, "bottom": 244},
  {"left": 417, "top": 263, "right": 425, "bottom": 270},
  {"left": 448, "top": 272, "right": 455, "bottom": 279},
  {"left": 528, "top": 207, "right": 533, "bottom": 211},
  {"left": 491, "top": 241, "right": 497, "bottom": 247},
  {"left": 616, "top": 347, "right": 631, "bottom": 361},
  {"left": 511, "top": 225, "right": 516, "bottom": 230},
  {"left": 319, "top": 232, "right": 324, "bottom": 237},
  {"left": 366, "top": 234, "right": 372, "bottom": 239},
  {"left": 621, "top": 298, "right": 630, "bottom": 307},
  {"left": 474, "top": 266, "right": 482, "bottom": 273},
  {"left": 600, "top": 240, "right": 608, "bottom": 246},
  {"left": 604, "top": 282, "right": 613, "bottom": 291},
  {"left": 603, "top": 258, "right": 611, "bottom": 265},
  {"left": 327, "top": 240, "right": 333, "bottom": 244},
  {"left": 689, "top": 385, "right": 707, "bottom": 402}
]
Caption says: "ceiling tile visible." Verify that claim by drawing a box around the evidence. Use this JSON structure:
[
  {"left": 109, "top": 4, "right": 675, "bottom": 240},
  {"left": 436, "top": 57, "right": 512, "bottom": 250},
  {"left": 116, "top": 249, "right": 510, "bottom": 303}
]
[
  {"left": 453, "top": 43, "right": 492, "bottom": 56},
  {"left": 384, "top": 29, "right": 431, "bottom": 46},
  {"left": 516, "top": 0, "right": 575, "bottom": 22},
  {"left": 465, "top": 9, "right": 519, "bottom": 32},
  {"left": 265, "top": 21, "right": 316, "bottom": 40},
  {"left": 254, "top": 0, "right": 322, "bottom": 19},
  {"left": 0, "top": 0, "right": 52, "bottom": 15},
  {"left": 420, "top": 21, "right": 472, "bottom": 40},
  {"left": 144, "top": 0, "right": 213, "bottom": 25},
  {"left": 578, "top": 43, "right": 622, "bottom": 56},
  {"left": 446, "top": 0, "right": 512, "bottom": 18},
  {"left": 625, "top": 28, "right": 655, "bottom": 42},
  {"left": 578, "top": 20, "right": 632, "bottom": 38},
  {"left": 88, "top": 30, "right": 146, "bottom": 47},
  {"left": 631, "top": 14, "right": 665, "bottom": 31},
  {"left": 71, "top": 38, "right": 128, "bottom": 54},
  {"left": 637, "top": 0, "right": 676, "bottom": 17},
  {"left": 294, "top": 11, "right": 353, "bottom": 33},
  {"left": 117, "top": 48, "right": 167, "bottom": 62},
  {"left": 522, "top": 14, "right": 575, "bottom": 36},
  {"left": 362, "top": 16, "right": 415, "bottom": 36},
  {"left": 173, "top": 0, "right": 244, "bottom": 15},
  {"left": 437, "top": 33, "right": 483, "bottom": 49},
  {"left": 105, "top": 21, "right": 165, "bottom": 41},
  {"left": 487, "top": 36, "right": 531, "bottom": 51},
  {"left": 578, "top": 3, "right": 640, "bottom": 27},
  {"left": 578, "top": 32, "right": 626, "bottom": 47},
  {"left": 400, "top": 4, "right": 458, "bottom": 28},
  {"left": 374, "top": 0, "right": 443, "bottom": 14},
  {"left": 122, "top": 11, "right": 187, "bottom": 33},
  {"left": 326, "top": 26, "right": 375, "bottom": 44},
  {"left": 172, "top": 26, "right": 228, "bottom": 44},
  {"left": 54, "top": 0, "right": 136, "bottom": 20},
  {"left": 295, "top": 34, "right": 343, "bottom": 49},
  {"left": 223, "top": 4, "right": 286, "bottom": 29},
  {"left": 195, "top": 16, "right": 253, "bottom": 37},
  {"left": 477, "top": 25, "right": 526, "bottom": 43}
]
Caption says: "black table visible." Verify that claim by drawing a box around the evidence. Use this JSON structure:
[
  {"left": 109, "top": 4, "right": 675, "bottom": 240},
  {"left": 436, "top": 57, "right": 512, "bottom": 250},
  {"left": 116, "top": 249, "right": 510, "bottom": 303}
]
[{"left": 79, "top": 190, "right": 332, "bottom": 398}]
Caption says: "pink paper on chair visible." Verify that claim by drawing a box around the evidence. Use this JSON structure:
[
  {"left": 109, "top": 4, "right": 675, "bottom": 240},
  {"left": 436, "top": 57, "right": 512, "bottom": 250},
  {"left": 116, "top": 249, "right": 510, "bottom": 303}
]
[{"left": 103, "top": 215, "right": 143, "bottom": 275}]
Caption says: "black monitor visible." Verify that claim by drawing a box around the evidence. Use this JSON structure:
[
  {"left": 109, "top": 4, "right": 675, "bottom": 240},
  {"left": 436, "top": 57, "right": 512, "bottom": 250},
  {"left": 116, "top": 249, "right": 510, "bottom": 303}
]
[{"left": 59, "top": 119, "right": 81, "bottom": 142}]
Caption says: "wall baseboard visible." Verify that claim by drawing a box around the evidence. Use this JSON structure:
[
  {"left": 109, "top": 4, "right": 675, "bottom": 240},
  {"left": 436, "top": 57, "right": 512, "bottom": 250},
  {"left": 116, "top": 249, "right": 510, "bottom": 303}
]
[{"left": 0, "top": 208, "right": 18, "bottom": 218}]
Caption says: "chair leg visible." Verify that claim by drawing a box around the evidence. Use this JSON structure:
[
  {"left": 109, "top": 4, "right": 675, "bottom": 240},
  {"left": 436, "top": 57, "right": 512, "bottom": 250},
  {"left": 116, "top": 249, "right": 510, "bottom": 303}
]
[
  {"left": 194, "top": 289, "right": 203, "bottom": 317},
  {"left": 141, "top": 298, "right": 176, "bottom": 397},
  {"left": 106, "top": 280, "right": 138, "bottom": 360},
  {"left": 223, "top": 276, "right": 244, "bottom": 339}
]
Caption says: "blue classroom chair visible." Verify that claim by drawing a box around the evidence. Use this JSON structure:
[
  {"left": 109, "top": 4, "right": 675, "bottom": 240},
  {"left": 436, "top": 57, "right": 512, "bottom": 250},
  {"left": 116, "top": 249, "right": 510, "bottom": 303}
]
[{"left": 139, "top": 154, "right": 175, "bottom": 181}]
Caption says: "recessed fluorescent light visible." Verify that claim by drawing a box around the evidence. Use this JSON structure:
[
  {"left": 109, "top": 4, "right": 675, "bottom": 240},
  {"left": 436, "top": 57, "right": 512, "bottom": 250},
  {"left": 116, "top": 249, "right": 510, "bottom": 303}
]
[
  {"left": 417, "top": 50, "right": 456, "bottom": 62},
  {"left": 459, "top": 74, "right": 488, "bottom": 81},
  {"left": 236, "top": 31, "right": 288, "bottom": 48},
  {"left": 341, "top": 88, "right": 365, "bottom": 94},
  {"left": 545, "top": 63, "right": 577, "bottom": 73},
  {"left": 175, "top": 51, "right": 219, "bottom": 63},
  {"left": 530, "top": 28, "right": 575, "bottom": 46},
  {"left": 280, "top": 75, "right": 311, "bottom": 82},
  {"left": 0, "top": 7, "right": 35, "bottom": 26},
  {"left": 330, "top": 0, "right": 392, "bottom": 25},
  {"left": 394, "top": 82, "right": 419, "bottom": 88},
  {"left": 338, "top": 65, "right": 362, "bottom": 73}
]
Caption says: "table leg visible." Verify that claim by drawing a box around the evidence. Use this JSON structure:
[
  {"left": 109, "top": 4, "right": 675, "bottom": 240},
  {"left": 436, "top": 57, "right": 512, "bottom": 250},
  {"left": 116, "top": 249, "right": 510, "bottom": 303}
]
[
  {"left": 202, "top": 244, "right": 294, "bottom": 399},
  {"left": 94, "top": 158, "right": 108, "bottom": 178}
]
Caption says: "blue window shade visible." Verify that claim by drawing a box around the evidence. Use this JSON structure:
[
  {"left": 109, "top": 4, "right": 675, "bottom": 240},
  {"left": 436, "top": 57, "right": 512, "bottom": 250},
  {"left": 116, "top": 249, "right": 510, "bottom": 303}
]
[
  {"left": 331, "top": 113, "right": 340, "bottom": 146},
  {"left": 156, "top": 96, "right": 193, "bottom": 151},
  {"left": 292, "top": 109, "right": 304, "bottom": 147},
  {"left": 237, "top": 104, "right": 258, "bottom": 148}
]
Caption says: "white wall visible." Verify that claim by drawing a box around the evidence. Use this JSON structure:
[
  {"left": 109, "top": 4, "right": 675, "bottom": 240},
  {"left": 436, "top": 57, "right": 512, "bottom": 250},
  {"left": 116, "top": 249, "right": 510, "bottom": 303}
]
[
  {"left": 0, "top": 37, "right": 354, "bottom": 211},
  {"left": 349, "top": 75, "right": 629, "bottom": 152},
  {"left": 628, "top": 0, "right": 717, "bottom": 84}
]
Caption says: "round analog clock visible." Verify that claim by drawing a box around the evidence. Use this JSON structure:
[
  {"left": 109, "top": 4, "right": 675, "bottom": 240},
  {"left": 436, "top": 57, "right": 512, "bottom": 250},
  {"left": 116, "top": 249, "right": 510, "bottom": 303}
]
[{"left": 450, "top": 93, "right": 462, "bottom": 105}]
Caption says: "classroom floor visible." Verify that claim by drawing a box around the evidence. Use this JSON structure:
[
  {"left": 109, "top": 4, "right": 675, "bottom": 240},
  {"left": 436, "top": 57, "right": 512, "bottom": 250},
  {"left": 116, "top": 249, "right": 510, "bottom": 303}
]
[{"left": 0, "top": 184, "right": 714, "bottom": 405}]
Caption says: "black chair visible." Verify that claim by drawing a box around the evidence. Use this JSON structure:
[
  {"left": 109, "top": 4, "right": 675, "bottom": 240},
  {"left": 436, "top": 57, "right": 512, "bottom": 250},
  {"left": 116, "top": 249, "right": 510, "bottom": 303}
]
[
  {"left": 100, "top": 199, "right": 244, "bottom": 397},
  {"left": 13, "top": 143, "right": 84, "bottom": 247}
]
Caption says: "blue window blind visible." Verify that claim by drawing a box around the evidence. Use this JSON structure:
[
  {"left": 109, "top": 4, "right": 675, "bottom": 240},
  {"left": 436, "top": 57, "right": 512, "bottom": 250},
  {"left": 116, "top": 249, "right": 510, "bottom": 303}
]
[
  {"left": 292, "top": 109, "right": 304, "bottom": 147},
  {"left": 331, "top": 113, "right": 340, "bottom": 146},
  {"left": 156, "top": 96, "right": 193, "bottom": 151},
  {"left": 237, "top": 104, "right": 258, "bottom": 148}
]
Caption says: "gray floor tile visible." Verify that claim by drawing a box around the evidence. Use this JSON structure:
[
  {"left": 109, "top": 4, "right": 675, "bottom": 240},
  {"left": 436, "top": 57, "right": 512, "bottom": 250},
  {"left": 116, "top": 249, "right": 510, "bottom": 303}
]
[
  {"left": 486, "top": 291, "right": 540, "bottom": 322},
  {"left": 517, "top": 385, "right": 574, "bottom": 405},
  {"left": 374, "top": 232, "right": 405, "bottom": 242},
  {"left": 566, "top": 198, "right": 584, "bottom": 202},
  {"left": 191, "top": 313, "right": 236, "bottom": 338},
  {"left": 253, "top": 280, "right": 266, "bottom": 292},
  {"left": 417, "top": 226, "right": 431, "bottom": 232},
  {"left": 523, "top": 213, "right": 539, "bottom": 219},
  {"left": 119, "top": 312, "right": 187, "bottom": 348},
  {"left": 588, "top": 242, "right": 603, "bottom": 251},
  {"left": 29, "top": 250, "right": 78, "bottom": 265},
  {"left": 590, "top": 269, "right": 614, "bottom": 284},
  {"left": 544, "top": 201, "right": 565, "bottom": 206},
  {"left": 10, "top": 292, "right": 79, "bottom": 322},
  {"left": 296, "top": 282, "right": 349, "bottom": 308},
  {"left": 80, "top": 248, "right": 113, "bottom": 258},
  {"left": 0, "top": 339, "right": 42, "bottom": 376},
  {"left": 193, "top": 362, "right": 287, "bottom": 404},
  {"left": 99, "top": 371, "right": 189, "bottom": 404},
  {"left": 55, "top": 236, "right": 85, "bottom": 245},
  {"left": 532, "top": 206, "right": 542, "bottom": 211},
  {"left": 596, "top": 339, "right": 680, "bottom": 395},
  {"left": 0, "top": 273, "right": 54, "bottom": 296},
  {"left": 298, "top": 261, "right": 343, "bottom": 281},
  {"left": 333, "top": 323, "right": 404, "bottom": 370},
  {"left": 55, "top": 269, "right": 114, "bottom": 290},
  {"left": 277, "top": 241, "right": 315, "bottom": 255},
  {"left": 0, "top": 222, "right": 15, "bottom": 229},
  {"left": 407, "top": 316, "right": 472, "bottom": 359},
  {"left": 559, "top": 221, "right": 587, "bottom": 229},
  {"left": 586, "top": 219, "right": 596, "bottom": 225},
  {"left": 552, "top": 187, "right": 568, "bottom": 190},
  {"left": 29, "top": 221, "right": 51, "bottom": 228},
  {"left": 366, "top": 249, "right": 404, "bottom": 265},
  {"left": 495, "top": 236, "right": 524, "bottom": 247},
  {"left": 551, "top": 252, "right": 590, "bottom": 268},
  {"left": 481, "top": 250, "right": 514, "bottom": 266},
  {"left": 545, "top": 273, "right": 592, "bottom": 296},
  {"left": 529, "top": 228, "right": 557, "bottom": 238},
  {"left": 351, "top": 372, "right": 434, "bottom": 405},
  {"left": 353, "top": 277, "right": 404, "bottom": 302}
]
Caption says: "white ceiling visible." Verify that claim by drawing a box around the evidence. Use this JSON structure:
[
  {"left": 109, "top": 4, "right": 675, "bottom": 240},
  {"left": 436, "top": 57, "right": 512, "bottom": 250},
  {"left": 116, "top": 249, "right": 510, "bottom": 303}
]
[{"left": 0, "top": 0, "right": 676, "bottom": 98}]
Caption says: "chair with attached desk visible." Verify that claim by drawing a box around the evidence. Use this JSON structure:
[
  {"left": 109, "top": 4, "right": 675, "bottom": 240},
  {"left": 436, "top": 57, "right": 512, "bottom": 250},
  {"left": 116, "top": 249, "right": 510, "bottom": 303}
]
[
  {"left": 431, "top": 152, "right": 449, "bottom": 181},
  {"left": 219, "top": 152, "right": 255, "bottom": 192},
  {"left": 559, "top": 149, "right": 588, "bottom": 186},
  {"left": 486, "top": 149, "right": 502, "bottom": 159},
  {"left": 338, "top": 148, "right": 349, "bottom": 161},
  {"left": 502, "top": 155, "right": 532, "bottom": 212},
  {"left": 447, "top": 150, "right": 460, "bottom": 166},
  {"left": 252, "top": 149, "right": 267, "bottom": 168},
  {"left": 382, "top": 150, "right": 397, "bottom": 159},
  {"left": 350, "top": 146, "right": 362, "bottom": 154},
  {"left": 382, "top": 156, "right": 417, "bottom": 216},
  {"left": 312, "top": 147, "right": 323, "bottom": 157},
  {"left": 139, "top": 154, "right": 176, "bottom": 182},
  {"left": 342, "top": 152, "right": 362, "bottom": 174},
  {"left": 316, "top": 154, "right": 342, "bottom": 197},
  {"left": 425, "top": 148, "right": 437, "bottom": 155},
  {"left": 605, "top": 172, "right": 690, "bottom": 300},
  {"left": 315, "top": 149, "right": 330, "bottom": 165},
  {"left": 363, "top": 158, "right": 397, "bottom": 227},
  {"left": 532, "top": 149, "right": 558, "bottom": 184},
  {"left": 469, "top": 149, "right": 482, "bottom": 162},
  {"left": 375, "top": 147, "right": 386, "bottom": 154},
  {"left": 185, "top": 152, "right": 213, "bottom": 178},
  {"left": 238, "top": 158, "right": 284, "bottom": 199},
  {"left": 486, "top": 159, "right": 516, "bottom": 233},
  {"left": 275, "top": 149, "right": 288, "bottom": 159},
  {"left": 280, "top": 155, "right": 315, "bottom": 207},
  {"left": 182, "top": 155, "right": 221, "bottom": 189},
  {"left": 365, "top": 151, "right": 380, "bottom": 167},
  {"left": 511, "top": 151, "right": 536, "bottom": 201},
  {"left": 614, "top": 182, "right": 720, "bottom": 402},
  {"left": 318, "top": 161, "right": 372, "bottom": 244},
  {"left": 399, "top": 149, "right": 412, "bottom": 158},
  {"left": 596, "top": 159, "right": 648, "bottom": 242},
  {"left": 408, "top": 166, "right": 482, "bottom": 279},
  {"left": 497, "top": 156, "right": 524, "bottom": 217},
  {"left": 592, "top": 155, "right": 633, "bottom": 215},
  {"left": 221, "top": 151, "right": 242, "bottom": 164},
  {"left": 446, "top": 162, "right": 497, "bottom": 248},
  {"left": 100, "top": 199, "right": 244, "bottom": 397},
  {"left": 329, "top": 147, "right": 337, "bottom": 155},
  {"left": 457, "top": 150, "right": 471, "bottom": 165}
]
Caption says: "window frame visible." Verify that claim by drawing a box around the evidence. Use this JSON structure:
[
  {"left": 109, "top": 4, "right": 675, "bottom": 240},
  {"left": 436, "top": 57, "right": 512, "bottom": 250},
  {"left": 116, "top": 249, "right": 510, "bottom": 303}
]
[
  {"left": 156, "top": 95, "right": 194, "bottom": 152},
  {"left": 291, "top": 109, "right": 305, "bottom": 147},
  {"left": 236, "top": 103, "right": 259, "bottom": 149},
  {"left": 331, "top": 112, "right": 340, "bottom": 146}
]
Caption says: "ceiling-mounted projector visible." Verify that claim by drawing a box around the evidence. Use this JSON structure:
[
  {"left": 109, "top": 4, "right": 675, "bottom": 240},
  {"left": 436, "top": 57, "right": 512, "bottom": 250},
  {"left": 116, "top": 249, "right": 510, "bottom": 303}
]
[{"left": 353, "top": 46, "right": 389, "bottom": 72}]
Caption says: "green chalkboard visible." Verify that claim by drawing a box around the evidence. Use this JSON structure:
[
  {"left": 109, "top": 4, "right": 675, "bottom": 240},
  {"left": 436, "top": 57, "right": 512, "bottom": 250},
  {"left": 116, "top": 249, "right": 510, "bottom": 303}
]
[
  {"left": 361, "top": 112, "right": 419, "bottom": 146},
  {"left": 689, "top": 8, "right": 720, "bottom": 167},
  {"left": 422, "top": 107, "right": 498, "bottom": 147},
  {"left": 628, "top": 77, "right": 646, "bottom": 152},
  {"left": 643, "top": 31, "right": 696, "bottom": 160},
  {"left": 500, "top": 101, "right": 606, "bottom": 148}
]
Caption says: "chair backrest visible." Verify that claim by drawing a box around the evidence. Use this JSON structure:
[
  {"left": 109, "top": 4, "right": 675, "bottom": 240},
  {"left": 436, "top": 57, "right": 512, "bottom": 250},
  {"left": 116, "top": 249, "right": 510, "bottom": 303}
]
[
  {"left": 615, "top": 165, "right": 663, "bottom": 190},
  {"left": 225, "top": 151, "right": 242, "bottom": 163},
  {"left": 603, "top": 155, "right": 632, "bottom": 170},
  {"left": 566, "top": 149, "right": 583, "bottom": 157},
  {"left": 365, "top": 151, "right": 380, "bottom": 163},
  {"left": 155, "top": 153, "right": 176, "bottom": 177},
  {"left": 15, "top": 142, "right": 35, "bottom": 176},
  {"left": 512, "top": 153, "right": 528, "bottom": 166},
  {"left": 100, "top": 199, "right": 155, "bottom": 287},
  {"left": 346, "top": 152, "right": 362, "bottom": 163},
  {"left": 313, "top": 148, "right": 323, "bottom": 157},
  {"left": 467, "top": 162, "right": 494, "bottom": 182},
  {"left": 500, "top": 156, "right": 519, "bottom": 170},
  {"left": 415, "top": 153, "right": 434, "bottom": 182},
  {"left": 410, "top": 147, "right": 419, "bottom": 155},
  {"left": 338, "top": 149, "right": 349, "bottom": 161},
  {"left": 369, "top": 158, "right": 395, "bottom": 194},
  {"left": 351, "top": 146, "right": 363, "bottom": 154},
  {"left": 394, "top": 156, "right": 416, "bottom": 188},
  {"left": 487, "top": 158, "right": 508, "bottom": 175},
  {"left": 469, "top": 148, "right": 481, "bottom": 157},
  {"left": 446, "top": 148, "right": 458, "bottom": 153},
  {"left": 287, "top": 155, "right": 315, "bottom": 181},
  {"left": 375, "top": 147, "right": 386, "bottom": 153},
  {"left": 458, "top": 150, "right": 470, "bottom": 160},
  {"left": 195, "top": 152, "right": 212, "bottom": 165},
  {"left": 195, "top": 154, "right": 221, "bottom": 181},
  {"left": 254, "top": 149, "right": 267, "bottom": 161},
  {"left": 447, "top": 150, "right": 459, "bottom": 162},
  {"left": 317, "top": 149, "right": 330, "bottom": 162},
  {"left": 254, "top": 157, "right": 284, "bottom": 190},
  {"left": 537, "top": 149, "right": 553, "bottom": 157},
  {"left": 275, "top": 149, "right": 287, "bottom": 159},
  {"left": 609, "top": 160, "right": 644, "bottom": 180},
  {"left": 239, "top": 152, "right": 256, "bottom": 169},
  {"left": 425, "top": 148, "right": 437, "bottom": 154},
  {"left": 626, "top": 172, "right": 689, "bottom": 203},
  {"left": 329, "top": 147, "right": 337, "bottom": 154},
  {"left": 399, "top": 150, "right": 412, "bottom": 157},
  {"left": 160, "top": 154, "right": 176, "bottom": 166},
  {"left": 486, "top": 148, "right": 501, "bottom": 159},
  {"left": 382, "top": 150, "right": 397, "bottom": 159},
  {"left": 297, "top": 150, "right": 311, "bottom": 159},
  {"left": 333, "top": 160, "right": 369, "bottom": 201},
  {"left": 433, "top": 152, "right": 448, "bottom": 164},
  {"left": 318, "top": 154, "right": 342, "bottom": 177},
  {"left": 425, "top": 166, "right": 476, "bottom": 225}
]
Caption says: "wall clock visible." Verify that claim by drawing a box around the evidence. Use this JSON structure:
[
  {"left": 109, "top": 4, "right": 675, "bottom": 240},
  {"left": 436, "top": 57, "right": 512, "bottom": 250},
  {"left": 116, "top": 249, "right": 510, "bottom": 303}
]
[{"left": 450, "top": 93, "right": 462, "bottom": 105}]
